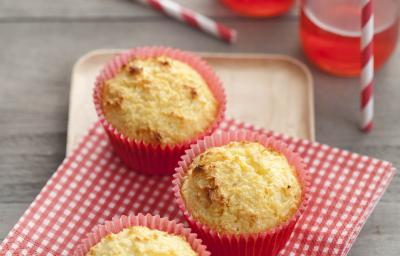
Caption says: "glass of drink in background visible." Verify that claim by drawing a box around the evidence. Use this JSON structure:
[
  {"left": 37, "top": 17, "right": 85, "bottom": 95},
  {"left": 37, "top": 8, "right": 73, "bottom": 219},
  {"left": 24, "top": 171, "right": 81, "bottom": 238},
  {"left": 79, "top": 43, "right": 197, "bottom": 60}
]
[
  {"left": 300, "top": 0, "right": 399, "bottom": 76},
  {"left": 222, "top": 0, "right": 294, "bottom": 17}
]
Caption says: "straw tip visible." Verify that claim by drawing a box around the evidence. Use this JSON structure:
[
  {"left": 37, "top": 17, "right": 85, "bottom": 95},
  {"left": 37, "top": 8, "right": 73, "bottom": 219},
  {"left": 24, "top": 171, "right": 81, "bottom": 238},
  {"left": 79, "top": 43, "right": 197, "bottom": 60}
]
[
  {"left": 229, "top": 31, "right": 238, "bottom": 44},
  {"left": 361, "top": 122, "right": 373, "bottom": 133}
]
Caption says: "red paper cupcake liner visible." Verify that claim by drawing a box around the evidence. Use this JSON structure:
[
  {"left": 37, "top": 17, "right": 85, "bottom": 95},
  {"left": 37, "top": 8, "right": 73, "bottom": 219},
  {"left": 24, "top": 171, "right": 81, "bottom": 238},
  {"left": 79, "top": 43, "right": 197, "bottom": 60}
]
[
  {"left": 73, "top": 213, "right": 211, "bottom": 256},
  {"left": 173, "top": 130, "right": 311, "bottom": 256},
  {"left": 93, "top": 46, "right": 226, "bottom": 175}
]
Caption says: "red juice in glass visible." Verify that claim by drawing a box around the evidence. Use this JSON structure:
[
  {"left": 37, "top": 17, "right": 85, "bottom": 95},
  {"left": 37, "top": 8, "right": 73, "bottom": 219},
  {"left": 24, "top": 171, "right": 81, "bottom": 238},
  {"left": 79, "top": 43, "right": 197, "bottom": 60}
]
[
  {"left": 300, "top": 0, "right": 399, "bottom": 76},
  {"left": 222, "top": 0, "right": 294, "bottom": 17}
]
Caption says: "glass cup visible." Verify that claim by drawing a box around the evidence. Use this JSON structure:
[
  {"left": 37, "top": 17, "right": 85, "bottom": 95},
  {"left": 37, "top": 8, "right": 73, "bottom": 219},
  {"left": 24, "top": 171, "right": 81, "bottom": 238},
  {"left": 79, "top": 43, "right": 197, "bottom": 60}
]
[
  {"left": 222, "top": 0, "right": 294, "bottom": 17},
  {"left": 300, "top": 0, "right": 399, "bottom": 76}
]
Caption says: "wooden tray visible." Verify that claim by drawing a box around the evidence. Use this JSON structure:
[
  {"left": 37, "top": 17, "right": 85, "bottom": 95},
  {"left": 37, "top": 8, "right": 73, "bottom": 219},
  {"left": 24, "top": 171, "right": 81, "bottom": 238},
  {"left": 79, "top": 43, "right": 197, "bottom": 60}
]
[{"left": 67, "top": 49, "right": 315, "bottom": 153}]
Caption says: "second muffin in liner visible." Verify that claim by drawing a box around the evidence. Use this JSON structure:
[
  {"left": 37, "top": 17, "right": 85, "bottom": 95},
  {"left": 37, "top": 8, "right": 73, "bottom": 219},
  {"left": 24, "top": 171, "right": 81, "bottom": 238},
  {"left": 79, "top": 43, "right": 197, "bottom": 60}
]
[
  {"left": 173, "top": 130, "right": 311, "bottom": 256},
  {"left": 93, "top": 47, "right": 226, "bottom": 175},
  {"left": 73, "top": 213, "right": 210, "bottom": 256}
]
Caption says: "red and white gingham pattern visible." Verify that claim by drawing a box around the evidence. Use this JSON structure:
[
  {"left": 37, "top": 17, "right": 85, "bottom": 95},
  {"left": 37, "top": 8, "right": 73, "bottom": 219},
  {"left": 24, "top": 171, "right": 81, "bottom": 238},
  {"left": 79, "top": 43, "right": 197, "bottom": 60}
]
[
  {"left": 137, "top": 0, "right": 237, "bottom": 44},
  {"left": 360, "top": 0, "right": 374, "bottom": 132},
  {"left": 0, "top": 119, "right": 395, "bottom": 256}
]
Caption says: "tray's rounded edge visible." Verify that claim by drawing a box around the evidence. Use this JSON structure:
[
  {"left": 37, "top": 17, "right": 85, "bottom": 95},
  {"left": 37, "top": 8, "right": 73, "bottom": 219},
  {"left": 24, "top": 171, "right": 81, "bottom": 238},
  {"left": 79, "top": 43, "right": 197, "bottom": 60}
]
[
  {"left": 275, "top": 55, "right": 315, "bottom": 141},
  {"left": 279, "top": 55, "right": 315, "bottom": 141},
  {"left": 67, "top": 49, "right": 119, "bottom": 153},
  {"left": 199, "top": 52, "right": 315, "bottom": 141}
]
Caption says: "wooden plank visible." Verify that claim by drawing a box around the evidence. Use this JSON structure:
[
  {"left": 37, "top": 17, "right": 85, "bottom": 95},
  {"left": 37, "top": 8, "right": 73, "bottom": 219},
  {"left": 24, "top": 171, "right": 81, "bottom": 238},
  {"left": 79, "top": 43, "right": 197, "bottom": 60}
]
[
  {"left": 0, "top": 0, "right": 301, "bottom": 20},
  {"left": 0, "top": 20, "right": 399, "bottom": 254},
  {"left": 0, "top": 0, "right": 252, "bottom": 19},
  {"left": 313, "top": 58, "right": 400, "bottom": 148},
  {"left": 0, "top": 203, "right": 32, "bottom": 240}
]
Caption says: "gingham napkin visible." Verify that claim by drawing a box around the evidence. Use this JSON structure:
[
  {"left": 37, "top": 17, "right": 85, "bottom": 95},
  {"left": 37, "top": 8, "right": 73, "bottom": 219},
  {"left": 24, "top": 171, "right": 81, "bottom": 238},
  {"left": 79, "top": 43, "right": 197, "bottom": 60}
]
[{"left": 0, "top": 119, "right": 395, "bottom": 256}]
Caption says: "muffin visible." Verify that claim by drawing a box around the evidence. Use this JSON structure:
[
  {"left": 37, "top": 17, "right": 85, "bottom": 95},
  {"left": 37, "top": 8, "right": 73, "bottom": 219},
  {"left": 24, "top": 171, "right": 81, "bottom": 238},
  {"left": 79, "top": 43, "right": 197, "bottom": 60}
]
[
  {"left": 94, "top": 47, "right": 226, "bottom": 175},
  {"left": 101, "top": 56, "right": 218, "bottom": 146},
  {"left": 181, "top": 141, "right": 302, "bottom": 234},
  {"left": 74, "top": 214, "right": 210, "bottom": 256},
  {"left": 86, "top": 226, "right": 197, "bottom": 256},
  {"left": 173, "top": 131, "right": 310, "bottom": 256}
]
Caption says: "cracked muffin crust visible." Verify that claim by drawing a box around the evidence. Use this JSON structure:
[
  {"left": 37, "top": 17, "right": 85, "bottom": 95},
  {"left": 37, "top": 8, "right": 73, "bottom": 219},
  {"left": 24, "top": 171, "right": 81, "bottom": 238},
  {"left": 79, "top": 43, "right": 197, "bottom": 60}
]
[
  {"left": 101, "top": 56, "right": 218, "bottom": 146},
  {"left": 86, "top": 226, "right": 197, "bottom": 256},
  {"left": 180, "top": 141, "right": 302, "bottom": 234}
]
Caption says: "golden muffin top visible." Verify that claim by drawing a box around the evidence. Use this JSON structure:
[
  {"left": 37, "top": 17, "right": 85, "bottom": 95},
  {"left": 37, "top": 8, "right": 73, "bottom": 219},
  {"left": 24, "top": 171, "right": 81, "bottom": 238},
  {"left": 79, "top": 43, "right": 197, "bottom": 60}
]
[
  {"left": 181, "top": 141, "right": 302, "bottom": 234},
  {"left": 86, "top": 226, "right": 197, "bottom": 256},
  {"left": 101, "top": 56, "right": 218, "bottom": 146}
]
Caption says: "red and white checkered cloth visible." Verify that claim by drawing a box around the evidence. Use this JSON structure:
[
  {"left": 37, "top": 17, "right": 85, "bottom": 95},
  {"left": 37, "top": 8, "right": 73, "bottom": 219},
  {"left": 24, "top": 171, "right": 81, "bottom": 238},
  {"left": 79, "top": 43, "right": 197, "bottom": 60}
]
[{"left": 0, "top": 119, "right": 395, "bottom": 256}]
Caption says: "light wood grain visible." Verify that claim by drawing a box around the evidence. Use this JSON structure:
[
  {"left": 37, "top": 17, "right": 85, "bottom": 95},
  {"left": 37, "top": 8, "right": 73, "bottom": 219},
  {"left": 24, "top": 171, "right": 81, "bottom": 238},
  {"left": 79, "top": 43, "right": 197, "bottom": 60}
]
[
  {"left": 0, "top": 1, "right": 399, "bottom": 255},
  {"left": 67, "top": 50, "right": 314, "bottom": 153},
  {"left": 0, "top": 0, "right": 298, "bottom": 20},
  {"left": 0, "top": 0, "right": 229, "bottom": 19}
]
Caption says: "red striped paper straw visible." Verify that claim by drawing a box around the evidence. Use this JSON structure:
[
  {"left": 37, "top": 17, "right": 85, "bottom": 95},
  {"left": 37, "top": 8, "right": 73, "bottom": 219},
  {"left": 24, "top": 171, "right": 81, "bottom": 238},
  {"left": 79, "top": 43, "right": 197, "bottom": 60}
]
[
  {"left": 360, "top": 0, "right": 374, "bottom": 132},
  {"left": 137, "top": 0, "right": 237, "bottom": 44}
]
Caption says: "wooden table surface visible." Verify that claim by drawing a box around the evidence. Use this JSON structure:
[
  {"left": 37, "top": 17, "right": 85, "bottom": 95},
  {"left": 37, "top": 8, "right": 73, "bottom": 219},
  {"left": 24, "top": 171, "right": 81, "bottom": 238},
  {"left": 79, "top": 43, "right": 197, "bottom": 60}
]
[{"left": 0, "top": 1, "right": 399, "bottom": 255}]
